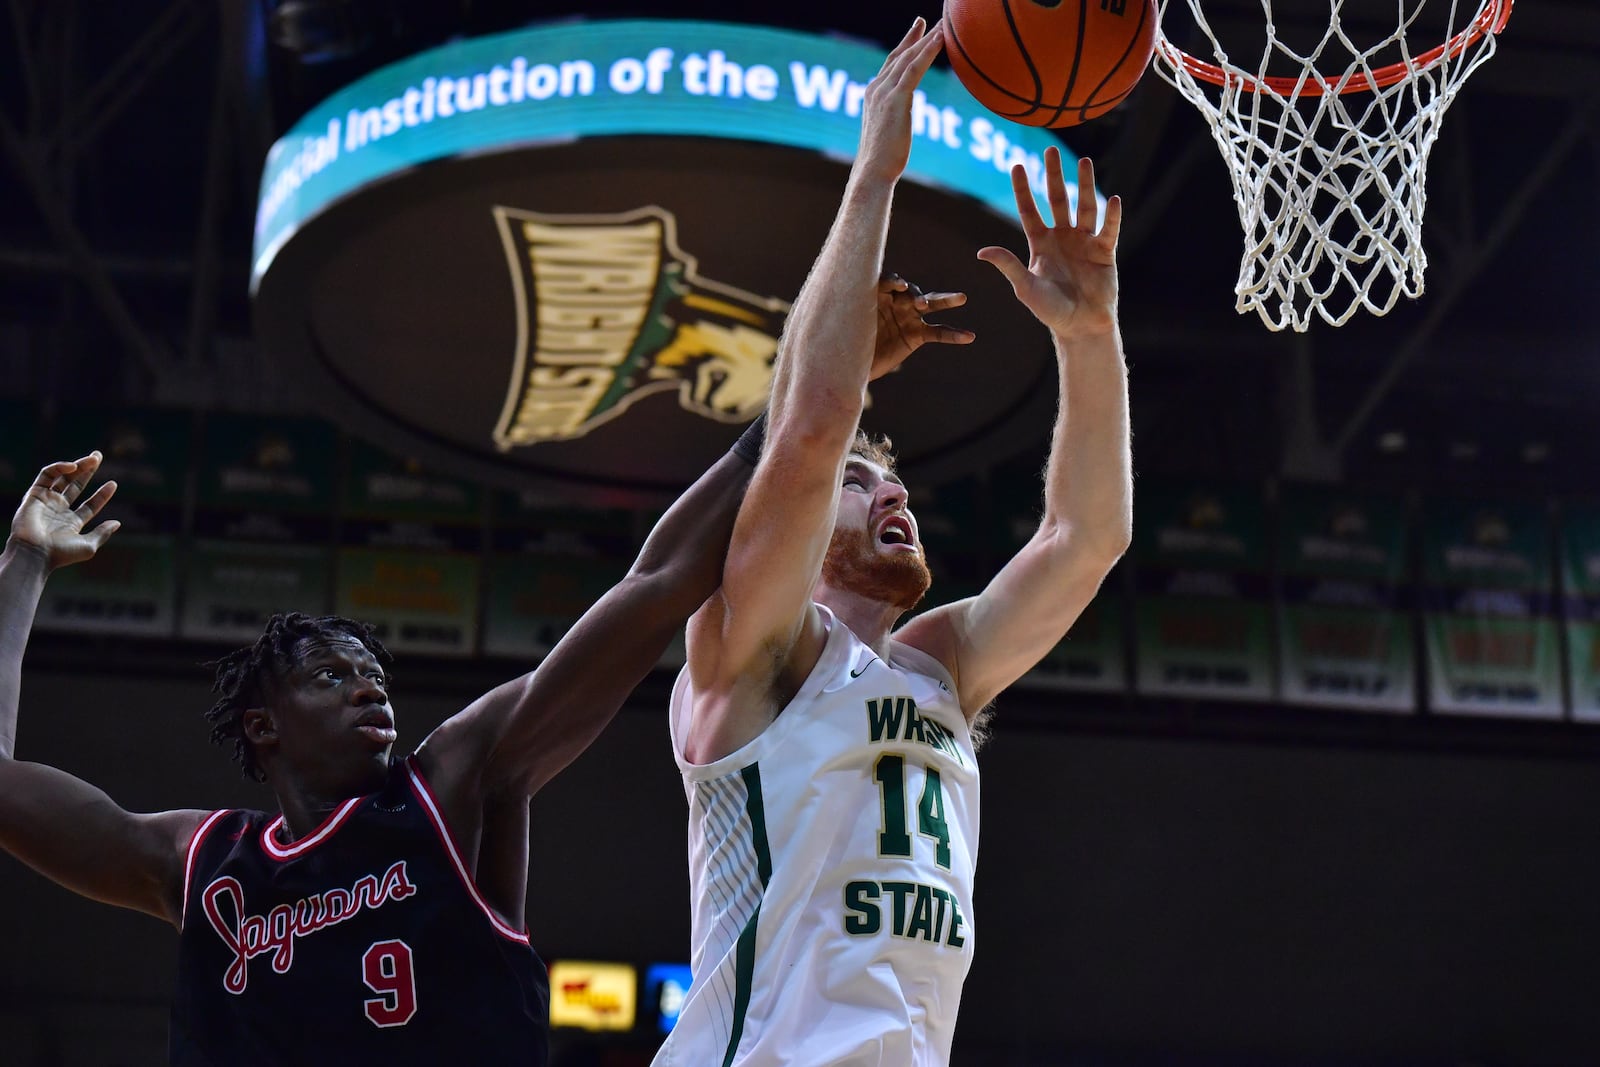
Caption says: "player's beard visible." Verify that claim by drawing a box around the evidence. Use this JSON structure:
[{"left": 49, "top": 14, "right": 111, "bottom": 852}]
[{"left": 821, "top": 527, "right": 932, "bottom": 612}]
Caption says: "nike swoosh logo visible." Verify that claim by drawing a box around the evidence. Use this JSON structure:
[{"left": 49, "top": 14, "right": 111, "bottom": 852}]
[{"left": 849, "top": 660, "right": 876, "bottom": 678}]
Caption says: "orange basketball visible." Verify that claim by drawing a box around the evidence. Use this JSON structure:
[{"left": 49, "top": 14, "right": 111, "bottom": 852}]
[{"left": 943, "top": 0, "right": 1159, "bottom": 128}]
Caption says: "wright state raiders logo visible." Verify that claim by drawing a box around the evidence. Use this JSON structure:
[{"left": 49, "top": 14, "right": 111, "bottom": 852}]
[{"left": 491, "top": 205, "right": 790, "bottom": 447}]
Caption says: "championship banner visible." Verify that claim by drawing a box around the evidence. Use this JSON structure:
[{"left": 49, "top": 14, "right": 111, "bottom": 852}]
[
  {"left": 335, "top": 441, "right": 484, "bottom": 655},
  {"left": 1133, "top": 482, "right": 1273, "bottom": 701},
  {"left": 181, "top": 416, "right": 338, "bottom": 641},
  {"left": 482, "top": 488, "right": 632, "bottom": 660},
  {"left": 986, "top": 460, "right": 1126, "bottom": 692},
  {"left": 1421, "top": 498, "right": 1562, "bottom": 718},
  {"left": 1558, "top": 500, "right": 1600, "bottom": 722},
  {"left": 36, "top": 410, "right": 188, "bottom": 636},
  {"left": 1277, "top": 486, "right": 1414, "bottom": 712}
]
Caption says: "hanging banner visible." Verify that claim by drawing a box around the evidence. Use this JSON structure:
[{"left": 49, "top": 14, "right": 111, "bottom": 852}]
[
  {"left": 482, "top": 488, "right": 633, "bottom": 660},
  {"left": 336, "top": 441, "right": 484, "bottom": 655},
  {"left": 1277, "top": 486, "right": 1414, "bottom": 712},
  {"left": 36, "top": 410, "right": 188, "bottom": 636},
  {"left": 1133, "top": 483, "right": 1273, "bottom": 701},
  {"left": 985, "top": 460, "right": 1125, "bottom": 691},
  {"left": 1559, "top": 500, "right": 1600, "bottom": 723},
  {"left": 182, "top": 416, "right": 338, "bottom": 641},
  {"left": 1421, "top": 498, "right": 1561, "bottom": 718}
]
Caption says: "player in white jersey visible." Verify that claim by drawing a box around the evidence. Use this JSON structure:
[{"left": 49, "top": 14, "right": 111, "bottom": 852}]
[{"left": 657, "top": 16, "right": 1133, "bottom": 1067}]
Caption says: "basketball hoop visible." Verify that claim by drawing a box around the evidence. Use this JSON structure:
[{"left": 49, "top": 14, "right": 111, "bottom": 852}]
[{"left": 1153, "top": 1, "right": 1513, "bottom": 331}]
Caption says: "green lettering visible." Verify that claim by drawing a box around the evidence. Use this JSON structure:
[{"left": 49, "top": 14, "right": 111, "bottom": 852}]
[
  {"left": 904, "top": 700, "right": 927, "bottom": 744},
  {"left": 918, "top": 767, "right": 953, "bottom": 869},
  {"left": 843, "top": 880, "right": 881, "bottom": 935},
  {"left": 874, "top": 755, "right": 911, "bottom": 857},
  {"left": 946, "top": 898, "right": 966, "bottom": 948},
  {"left": 866, "top": 698, "right": 905, "bottom": 743},
  {"left": 930, "top": 887, "right": 952, "bottom": 941},
  {"left": 906, "top": 883, "right": 935, "bottom": 941},
  {"left": 882, "top": 880, "right": 916, "bottom": 936}
]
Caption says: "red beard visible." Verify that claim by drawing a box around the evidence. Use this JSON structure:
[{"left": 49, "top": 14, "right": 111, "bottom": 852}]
[{"left": 821, "top": 526, "right": 932, "bottom": 611}]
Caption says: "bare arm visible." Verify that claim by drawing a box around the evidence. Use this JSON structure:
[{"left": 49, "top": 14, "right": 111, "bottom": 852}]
[
  {"left": 681, "top": 20, "right": 946, "bottom": 761},
  {"left": 897, "top": 151, "right": 1133, "bottom": 714},
  {"left": 416, "top": 448, "right": 754, "bottom": 802},
  {"left": 0, "top": 455, "right": 204, "bottom": 927}
]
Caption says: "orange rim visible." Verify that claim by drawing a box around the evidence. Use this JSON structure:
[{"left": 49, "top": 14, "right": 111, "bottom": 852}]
[{"left": 1156, "top": 0, "right": 1512, "bottom": 95}]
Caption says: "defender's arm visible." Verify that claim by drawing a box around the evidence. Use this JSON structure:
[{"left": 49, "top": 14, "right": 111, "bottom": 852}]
[{"left": 0, "top": 456, "right": 204, "bottom": 927}]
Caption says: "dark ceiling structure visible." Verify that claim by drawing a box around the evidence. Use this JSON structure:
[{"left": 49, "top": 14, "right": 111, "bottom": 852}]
[{"left": 0, "top": 0, "right": 1595, "bottom": 494}]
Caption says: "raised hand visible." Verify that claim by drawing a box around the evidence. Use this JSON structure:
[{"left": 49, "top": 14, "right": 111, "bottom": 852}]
[
  {"left": 871, "top": 273, "right": 976, "bottom": 380},
  {"left": 855, "top": 17, "right": 945, "bottom": 185},
  {"left": 978, "top": 149, "right": 1121, "bottom": 340},
  {"left": 9, "top": 453, "right": 121, "bottom": 569}
]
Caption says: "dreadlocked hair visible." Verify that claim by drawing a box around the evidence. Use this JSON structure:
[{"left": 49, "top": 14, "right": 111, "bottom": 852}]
[{"left": 205, "top": 613, "right": 392, "bottom": 782}]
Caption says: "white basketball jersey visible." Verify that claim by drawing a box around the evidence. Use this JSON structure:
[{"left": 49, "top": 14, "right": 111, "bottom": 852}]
[{"left": 655, "top": 604, "right": 980, "bottom": 1067}]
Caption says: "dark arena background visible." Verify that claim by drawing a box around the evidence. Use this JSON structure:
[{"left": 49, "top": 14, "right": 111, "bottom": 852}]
[{"left": 3, "top": 1, "right": 1600, "bottom": 1064}]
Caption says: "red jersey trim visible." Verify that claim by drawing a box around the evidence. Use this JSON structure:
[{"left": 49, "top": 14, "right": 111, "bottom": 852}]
[
  {"left": 181, "top": 809, "right": 233, "bottom": 929},
  {"left": 260, "top": 795, "right": 365, "bottom": 861},
  {"left": 403, "top": 757, "right": 531, "bottom": 945}
]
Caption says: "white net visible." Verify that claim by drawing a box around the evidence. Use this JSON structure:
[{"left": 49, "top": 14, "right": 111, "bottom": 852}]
[{"left": 1153, "top": 0, "right": 1512, "bottom": 331}]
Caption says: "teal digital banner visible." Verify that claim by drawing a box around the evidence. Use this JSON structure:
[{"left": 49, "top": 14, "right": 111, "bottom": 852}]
[
  {"left": 1277, "top": 486, "right": 1414, "bottom": 712},
  {"left": 1133, "top": 483, "right": 1273, "bottom": 701},
  {"left": 1559, "top": 501, "right": 1600, "bottom": 723},
  {"left": 253, "top": 19, "right": 1088, "bottom": 288},
  {"left": 1421, "top": 498, "right": 1562, "bottom": 718}
]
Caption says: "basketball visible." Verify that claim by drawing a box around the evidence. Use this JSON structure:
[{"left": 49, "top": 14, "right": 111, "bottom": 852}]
[{"left": 942, "top": 0, "right": 1159, "bottom": 128}]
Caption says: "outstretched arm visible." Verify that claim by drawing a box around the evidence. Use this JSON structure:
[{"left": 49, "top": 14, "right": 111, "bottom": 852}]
[
  {"left": 417, "top": 445, "right": 754, "bottom": 803},
  {"left": 680, "top": 19, "right": 948, "bottom": 763},
  {"left": 0, "top": 454, "right": 205, "bottom": 927},
  {"left": 897, "top": 150, "right": 1133, "bottom": 714}
]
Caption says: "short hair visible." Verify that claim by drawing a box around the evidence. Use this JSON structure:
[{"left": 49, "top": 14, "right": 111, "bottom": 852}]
[
  {"left": 850, "top": 429, "right": 898, "bottom": 475},
  {"left": 205, "top": 613, "right": 391, "bottom": 782}
]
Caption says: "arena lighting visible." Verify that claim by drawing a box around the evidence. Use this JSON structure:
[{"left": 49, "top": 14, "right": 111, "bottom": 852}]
[{"left": 253, "top": 19, "right": 1093, "bottom": 499}]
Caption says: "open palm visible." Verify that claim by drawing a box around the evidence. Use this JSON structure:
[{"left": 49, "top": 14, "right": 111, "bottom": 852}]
[
  {"left": 979, "top": 148, "right": 1121, "bottom": 339},
  {"left": 10, "top": 453, "right": 121, "bottom": 569}
]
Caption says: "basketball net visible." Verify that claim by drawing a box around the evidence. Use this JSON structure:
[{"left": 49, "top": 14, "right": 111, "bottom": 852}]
[{"left": 1153, "top": 1, "right": 1513, "bottom": 331}]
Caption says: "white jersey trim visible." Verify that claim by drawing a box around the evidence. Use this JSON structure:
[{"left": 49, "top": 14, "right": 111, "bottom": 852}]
[
  {"left": 671, "top": 604, "right": 853, "bottom": 782},
  {"left": 670, "top": 605, "right": 971, "bottom": 781},
  {"left": 180, "top": 808, "right": 232, "bottom": 930},
  {"left": 404, "top": 758, "right": 532, "bottom": 945}
]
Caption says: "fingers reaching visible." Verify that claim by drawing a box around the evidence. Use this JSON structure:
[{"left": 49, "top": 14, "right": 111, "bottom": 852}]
[
  {"left": 1099, "top": 194, "right": 1123, "bottom": 251},
  {"left": 897, "top": 20, "right": 944, "bottom": 86},
  {"left": 1075, "top": 156, "right": 1098, "bottom": 233},
  {"left": 919, "top": 291, "right": 967, "bottom": 314},
  {"left": 86, "top": 519, "right": 122, "bottom": 552},
  {"left": 75, "top": 480, "right": 118, "bottom": 525},
  {"left": 33, "top": 459, "right": 80, "bottom": 493},
  {"left": 976, "top": 245, "right": 1028, "bottom": 293}
]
